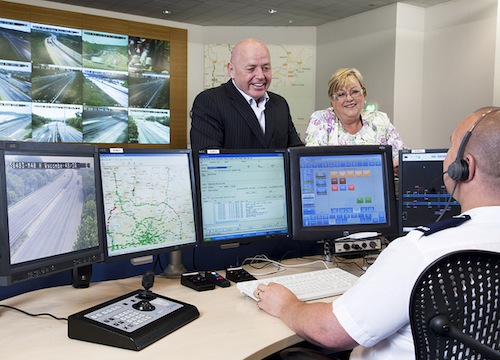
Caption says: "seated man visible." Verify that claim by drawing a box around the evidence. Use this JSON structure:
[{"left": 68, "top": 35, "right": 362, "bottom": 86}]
[{"left": 254, "top": 106, "right": 500, "bottom": 359}]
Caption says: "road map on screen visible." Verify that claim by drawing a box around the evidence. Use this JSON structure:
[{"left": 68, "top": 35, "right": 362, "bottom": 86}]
[{"left": 100, "top": 152, "right": 196, "bottom": 257}]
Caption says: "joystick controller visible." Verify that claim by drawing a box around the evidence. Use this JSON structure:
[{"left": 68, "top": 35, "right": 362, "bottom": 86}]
[
  {"left": 68, "top": 271, "right": 200, "bottom": 351},
  {"left": 133, "top": 271, "right": 157, "bottom": 311}
]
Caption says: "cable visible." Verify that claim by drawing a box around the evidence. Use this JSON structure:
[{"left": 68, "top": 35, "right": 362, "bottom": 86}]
[
  {"left": 333, "top": 255, "right": 369, "bottom": 273},
  {"left": 0, "top": 304, "right": 68, "bottom": 321},
  {"left": 241, "top": 255, "right": 331, "bottom": 276},
  {"left": 435, "top": 181, "right": 459, "bottom": 222},
  {"left": 154, "top": 254, "right": 164, "bottom": 272},
  {"left": 241, "top": 255, "right": 284, "bottom": 276}
]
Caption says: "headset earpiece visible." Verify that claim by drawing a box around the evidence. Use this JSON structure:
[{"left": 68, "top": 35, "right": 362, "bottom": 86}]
[{"left": 446, "top": 159, "right": 469, "bottom": 182}]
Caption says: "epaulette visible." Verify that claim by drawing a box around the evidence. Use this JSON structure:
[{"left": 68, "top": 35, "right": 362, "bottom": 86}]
[{"left": 415, "top": 214, "right": 471, "bottom": 236}]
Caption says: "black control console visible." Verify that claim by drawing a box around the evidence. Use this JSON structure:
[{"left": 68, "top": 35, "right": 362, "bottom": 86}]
[
  {"left": 180, "top": 272, "right": 215, "bottom": 291},
  {"left": 225, "top": 267, "right": 256, "bottom": 283},
  {"left": 68, "top": 272, "right": 199, "bottom": 350},
  {"left": 205, "top": 271, "right": 231, "bottom": 287}
]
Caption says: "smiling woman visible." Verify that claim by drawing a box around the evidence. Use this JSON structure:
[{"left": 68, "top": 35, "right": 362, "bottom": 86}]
[{"left": 304, "top": 67, "right": 407, "bottom": 167}]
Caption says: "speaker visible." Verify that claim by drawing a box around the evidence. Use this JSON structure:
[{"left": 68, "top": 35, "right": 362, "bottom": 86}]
[
  {"left": 446, "top": 108, "right": 499, "bottom": 182},
  {"left": 72, "top": 264, "right": 93, "bottom": 288}
]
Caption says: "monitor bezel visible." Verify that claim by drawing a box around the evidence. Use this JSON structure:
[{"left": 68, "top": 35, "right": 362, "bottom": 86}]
[
  {"left": 288, "top": 145, "right": 399, "bottom": 242},
  {"left": 194, "top": 148, "right": 292, "bottom": 248},
  {"left": 0, "top": 141, "right": 106, "bottom": 286},
  {"left": 98, "top": 147, "right": 198, "bottom": 263}
]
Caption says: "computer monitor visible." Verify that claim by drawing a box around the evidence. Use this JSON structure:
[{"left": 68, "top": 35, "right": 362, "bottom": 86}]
[
  {"left": 0, "top": 141, "right": 105, "bottom": 285},
  {"left": 288, "top": 145, "right": 399, "bottom": 242},
  {"left": 98, "top": 148, "right": 197, "bottom": 263},
  {"left": 398, "top": 148, "right": 461, "bottom": 234},
  {"left": 194, "top": 149, "right": 290, "bottom": 248}
]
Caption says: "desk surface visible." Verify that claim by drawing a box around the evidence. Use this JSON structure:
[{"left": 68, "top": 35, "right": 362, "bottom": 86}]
[{"left": 0, "top": 257, "right": 365, "bottom": 360}]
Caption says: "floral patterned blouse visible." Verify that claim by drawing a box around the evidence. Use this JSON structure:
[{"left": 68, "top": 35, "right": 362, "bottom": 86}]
[{"left": 304, "top": 107, "right": 406, "bottom": 159}]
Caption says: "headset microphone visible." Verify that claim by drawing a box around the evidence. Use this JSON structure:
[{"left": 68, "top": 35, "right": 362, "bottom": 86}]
[{"left": 435, "top": 181, "right": 458, "bottom": 222}]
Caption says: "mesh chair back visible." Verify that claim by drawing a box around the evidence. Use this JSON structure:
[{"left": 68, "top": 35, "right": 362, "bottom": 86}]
[{"left": 410, "top": 250, "right": 500, "bottom": 360}]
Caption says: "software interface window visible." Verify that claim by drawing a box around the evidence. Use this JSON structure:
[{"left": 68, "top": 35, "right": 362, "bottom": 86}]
[
  {"left": 299, "top": 154, "right": 387, "bottom": 227},
  {"left": 399, "top": 149, "right": 461, "bottom": 233},
  {"left": 198, "top": 152, "right": 288, "bottom": 242},
  {"left": 100, "top": 151, "right": 196, "bottom": 258}
]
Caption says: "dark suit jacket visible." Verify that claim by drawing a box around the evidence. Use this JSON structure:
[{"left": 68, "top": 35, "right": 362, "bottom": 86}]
[{"left": 190, "top": 80, "right": 303, "bottom": 151}]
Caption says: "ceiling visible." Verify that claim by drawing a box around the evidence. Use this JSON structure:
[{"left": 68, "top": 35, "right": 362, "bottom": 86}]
[{"left": 44, "top": 0, "right": 452, "bottom": 27}]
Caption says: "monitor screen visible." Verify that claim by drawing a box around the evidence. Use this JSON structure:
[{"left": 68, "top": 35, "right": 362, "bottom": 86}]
[
  {"left": 288, "top": 145, "right": 399, "bottom": 241},
  {"left": 0, "top": 141, "right": 105, "bottom": 285},
  {"left": 0, "top": 16, "right": 172, "bottom": 145},
  {"left": 195, "top": 149, "right": 290, "bottom": 247},
  {"left": 398, "top": 148, "right": 461, "bottom": 234},
  {"left": 99, "top": 148, "right": 197, "bottom": 261}
]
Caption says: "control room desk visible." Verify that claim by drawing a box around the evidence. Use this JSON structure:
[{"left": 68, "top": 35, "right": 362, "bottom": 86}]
[{"left": 0, "top": 257, "right": 365, "bottom": 360}]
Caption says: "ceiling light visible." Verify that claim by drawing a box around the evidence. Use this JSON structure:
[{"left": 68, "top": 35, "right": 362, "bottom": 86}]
[
  {"left": 268, "top": 9, "right": 277, "bottom": 14},
  {"left": 163, "top": 10, "right": 171, "bottom": 14}
]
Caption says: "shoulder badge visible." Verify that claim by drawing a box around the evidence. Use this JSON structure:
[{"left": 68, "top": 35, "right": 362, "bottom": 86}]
[{"left": 415, "top": 214, "right": 471, "bottom": 236}]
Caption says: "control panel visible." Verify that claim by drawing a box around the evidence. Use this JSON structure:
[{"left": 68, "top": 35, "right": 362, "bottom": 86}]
[
  {"left": 68, "top": 271, "right": 199, "bottom": 350},
  {"left": 323, "top": 237, "right": 382, "bottom": 261},
  {"left": 334, "top": 238, "right": 382, "bottom": 254}
]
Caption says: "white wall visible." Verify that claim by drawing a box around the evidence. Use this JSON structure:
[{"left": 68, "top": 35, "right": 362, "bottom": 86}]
[
  {"left": 316, "top": 5, "right": 398, "bottom": 120},
  {"left": 393, "top": 4, "right": 425, "bottom": 149},
  {"left": 421, "top": 0, "right": 498, "bottom": 148}
]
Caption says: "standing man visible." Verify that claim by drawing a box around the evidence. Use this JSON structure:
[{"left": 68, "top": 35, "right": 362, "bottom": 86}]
[{"left": 190, "top": 38, "right": 303, "bottom": 151}]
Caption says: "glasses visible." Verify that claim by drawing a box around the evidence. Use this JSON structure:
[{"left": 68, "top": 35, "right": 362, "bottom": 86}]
[{"left": 332, "top": 88, "right": 364, "bottom": 101}]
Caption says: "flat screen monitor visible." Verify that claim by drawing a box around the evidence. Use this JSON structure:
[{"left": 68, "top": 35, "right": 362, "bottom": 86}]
[
  {"left": 0, "top": 141, "right": 105, "bottom": 285},
  {"left": 195, "top": 149, "right": 290, "bottom": 247},
  {"left": 398, "top": 148, "right": 461, "bottom": 234},
  {"left": 288, "top": 145, "right": 399, "bottom": 241},
  {"left": 99, "top": 148, "right": 197, "bottom": 262}
]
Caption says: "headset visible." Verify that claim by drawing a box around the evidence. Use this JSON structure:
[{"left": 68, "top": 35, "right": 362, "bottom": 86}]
[
  {"left": 436, "top": 108, "right": 499, "bottom": 223},
  {"left": 446, "top": 108, "right": 500, "bottom": 182}
]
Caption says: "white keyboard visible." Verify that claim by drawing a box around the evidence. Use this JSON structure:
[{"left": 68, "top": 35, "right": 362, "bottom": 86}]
[{"left": 236, "top": 267, "right": 359, "bottom": 302}]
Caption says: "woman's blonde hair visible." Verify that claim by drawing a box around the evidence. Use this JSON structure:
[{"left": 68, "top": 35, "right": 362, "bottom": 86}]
[{"left": 327, "top": 68, "right": 367, "bottom": 99}]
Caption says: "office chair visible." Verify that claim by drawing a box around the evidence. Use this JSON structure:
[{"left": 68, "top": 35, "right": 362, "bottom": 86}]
[{"left": 410, "top": 250, "right": 500, "bottom": 360}]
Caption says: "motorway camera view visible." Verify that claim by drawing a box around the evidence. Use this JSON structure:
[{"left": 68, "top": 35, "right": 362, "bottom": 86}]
[
  {"left": 0, "top": 18, "right": 171, "bottom": 144},
  {"left": 5, "top": 153, "right": 100, "bottom": 264}
]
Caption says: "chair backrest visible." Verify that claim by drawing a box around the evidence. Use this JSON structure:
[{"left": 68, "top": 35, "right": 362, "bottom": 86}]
[{"left": 410, "top": 250, "right": 500, "bottom": 360}]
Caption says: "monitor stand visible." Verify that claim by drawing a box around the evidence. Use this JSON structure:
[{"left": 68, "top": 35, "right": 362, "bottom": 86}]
[{"left": 162, "top": 250, "right": 186, "bottom": 279}]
